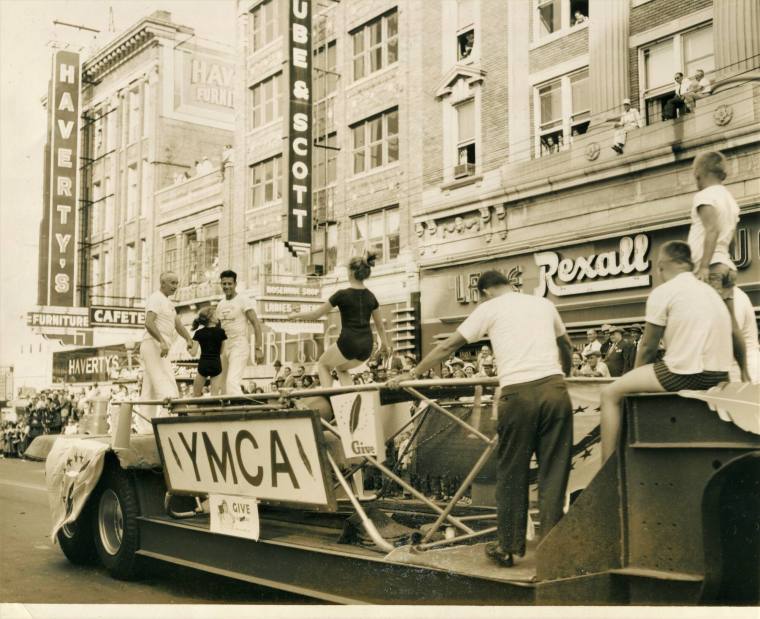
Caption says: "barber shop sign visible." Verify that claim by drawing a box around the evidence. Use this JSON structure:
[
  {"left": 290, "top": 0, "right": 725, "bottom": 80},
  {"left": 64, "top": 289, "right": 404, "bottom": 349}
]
[{"left": 533, "top": 234, "right": 651, "bottom": 297}]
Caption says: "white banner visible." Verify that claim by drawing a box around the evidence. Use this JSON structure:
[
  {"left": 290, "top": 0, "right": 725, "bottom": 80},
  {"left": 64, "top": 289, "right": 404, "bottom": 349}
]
[
  {"left": 332, "top": 392, "right": 384, "bottom": 459},
  {"left": 154, "top": 412, "right": 333, "bottom": 508},
  {"left": 209, "top": 494, "right": 260, "bottom": 540},
  {"left": 46, "top": 437, "right": 110, "bottom": 541}
]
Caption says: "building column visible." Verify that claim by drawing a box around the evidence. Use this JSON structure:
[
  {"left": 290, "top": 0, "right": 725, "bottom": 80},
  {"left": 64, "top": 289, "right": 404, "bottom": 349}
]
[
  {"left": 713, "top": 0, "right": 760, "bottom": 80},
  {"left": 588, "top": 0, "right": 629, "bottom": 121}
]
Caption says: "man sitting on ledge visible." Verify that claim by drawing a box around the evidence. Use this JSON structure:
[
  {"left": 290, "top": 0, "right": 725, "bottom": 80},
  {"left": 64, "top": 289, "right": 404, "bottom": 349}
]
[{"left": 599, "top": 241, "right": 748, "bottom": 462}]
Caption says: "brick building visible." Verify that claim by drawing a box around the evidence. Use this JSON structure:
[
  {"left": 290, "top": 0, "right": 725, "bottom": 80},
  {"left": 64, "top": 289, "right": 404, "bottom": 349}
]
[
  {"left": 78, "top": 10, "right": 235, "bottom": 351},
  {"left": 414, "top": 0, "right": 760, "bottom": 357},
  {"left": 233, "top": 0, "right": 424, "bottom": 376}
]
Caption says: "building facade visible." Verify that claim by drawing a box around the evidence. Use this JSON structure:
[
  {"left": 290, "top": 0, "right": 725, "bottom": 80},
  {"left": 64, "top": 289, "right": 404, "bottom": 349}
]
[
  {"left": 78, "top": 10, "right": 235, "bottom": 351},
  {"left": 414, "top": 0, "right": 760, "bottom": 355},
  {"left": 233, "top": 0, "right": 425, "bottom": 377}
]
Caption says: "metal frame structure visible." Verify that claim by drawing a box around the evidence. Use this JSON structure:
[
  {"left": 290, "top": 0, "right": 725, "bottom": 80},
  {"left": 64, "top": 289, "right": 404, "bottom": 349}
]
[{"left": 117, "top": 377, "right": 507, "bottom": 552}]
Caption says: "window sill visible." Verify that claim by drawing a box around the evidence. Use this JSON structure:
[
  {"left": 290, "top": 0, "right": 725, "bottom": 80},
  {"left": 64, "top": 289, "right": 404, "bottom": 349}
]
[
  {"left": 440, "top": 173, "right": 483, "bottom": 192},
  {"left": 345, "top": 62, "right": 399, "bottom": 95},
  {"left": 530, "top": 21, "right": 588, "bottom": 51},
  {"left": 245, "top": 201, "right": 282, "bottom": 215},
  {"left": 348, "top": 161, "right": 400, "bottom": 182}
]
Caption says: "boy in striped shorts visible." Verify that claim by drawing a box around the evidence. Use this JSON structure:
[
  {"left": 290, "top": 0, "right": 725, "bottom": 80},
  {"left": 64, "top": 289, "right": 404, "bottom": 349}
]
[{"left": 599, "top": 241, "right": 748, "bottom": 462}]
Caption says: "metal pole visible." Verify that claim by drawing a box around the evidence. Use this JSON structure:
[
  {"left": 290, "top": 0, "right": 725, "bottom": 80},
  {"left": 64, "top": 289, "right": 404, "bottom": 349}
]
[
  {"left": 420, "top": 435, "right": 499, "bottom": 544},
  {"left": 325, "top": 451, "right": 394, "bottom": 553},
  {"left": 403, "top": 387, "right": 492, "bottom": 444},
  {"left": 415, "top": 526, "right": 498, "bottom": 551},
  {"left": 319, "top": 419, "right": 474, "bottom": 534}
]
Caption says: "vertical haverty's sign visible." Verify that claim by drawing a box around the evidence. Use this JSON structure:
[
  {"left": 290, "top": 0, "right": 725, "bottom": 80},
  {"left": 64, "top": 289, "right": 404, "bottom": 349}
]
[
  {"left": 44, "top": 50, "right": 81, "bottom": 306},
  {"left": 284, "top": 0, "right": 313, "bottom": 258}
]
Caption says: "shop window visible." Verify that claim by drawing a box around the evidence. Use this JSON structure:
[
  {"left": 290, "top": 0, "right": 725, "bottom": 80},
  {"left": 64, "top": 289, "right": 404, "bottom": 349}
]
[
  {"left": 351, "top": 9, "right": 398, "bottom": 81},
  {"left": 351, "top": 206, "right": 400, "bottom": 264},
  {"left": 457, "top": 29, "right": 475, "bottom": 61},
  {"left": 352, "top": 108, "right": 398, "bottom": 175}
]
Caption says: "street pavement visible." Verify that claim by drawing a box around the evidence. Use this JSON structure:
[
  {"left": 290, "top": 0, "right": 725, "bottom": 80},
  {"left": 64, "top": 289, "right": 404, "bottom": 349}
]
[{"left": 0, "top": 456, "right": 317, "bottom": 605}]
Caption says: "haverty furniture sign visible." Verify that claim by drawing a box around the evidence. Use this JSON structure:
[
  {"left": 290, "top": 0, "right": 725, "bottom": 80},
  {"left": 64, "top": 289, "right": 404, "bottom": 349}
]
[{"left": 153, "top": 411, "right": 335, "bottom": 510}]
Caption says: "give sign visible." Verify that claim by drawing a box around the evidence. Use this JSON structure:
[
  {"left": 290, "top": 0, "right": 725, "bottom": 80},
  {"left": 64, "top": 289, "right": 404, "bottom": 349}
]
[{"left": 153, "top": 410, "right": 335, "bottom": 511}]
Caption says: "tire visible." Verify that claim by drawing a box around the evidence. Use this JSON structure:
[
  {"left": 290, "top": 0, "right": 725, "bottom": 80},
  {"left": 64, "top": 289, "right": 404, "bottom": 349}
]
[
  {"left": 92, "top": 467, "right": 142, "bottom": 580},
  {"left": 56, "top": 498, "right": 97, "bottom": 565}
]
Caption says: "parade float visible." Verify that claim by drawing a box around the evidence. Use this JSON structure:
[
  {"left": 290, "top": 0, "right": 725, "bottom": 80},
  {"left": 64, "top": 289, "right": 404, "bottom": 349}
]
[{"left": 39, "top": 378, "right": 759, "bottom": 605}]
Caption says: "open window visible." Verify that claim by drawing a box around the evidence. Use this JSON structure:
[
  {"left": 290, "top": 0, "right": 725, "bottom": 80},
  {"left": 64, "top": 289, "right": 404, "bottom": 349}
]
[
  {"left": 457, "top": 29, "right": 475, "bottom": 61},
  {"left": 455, "top": 99, "right": 476, "bottom": 177}
]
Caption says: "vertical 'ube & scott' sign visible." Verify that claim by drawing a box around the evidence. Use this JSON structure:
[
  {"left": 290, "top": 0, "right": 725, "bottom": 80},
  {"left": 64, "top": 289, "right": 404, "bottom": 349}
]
[{"left": 284, "top": 0, "right": 313, "bottom": 258}]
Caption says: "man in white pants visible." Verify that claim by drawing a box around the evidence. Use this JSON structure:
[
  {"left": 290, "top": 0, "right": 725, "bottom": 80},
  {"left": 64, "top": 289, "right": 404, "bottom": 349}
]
[
  {"left": 139, "top": 272, "right": 193, "bottom": 431},
  {"left": 216, "top": 270, "right": 263, "bottom": 395}
]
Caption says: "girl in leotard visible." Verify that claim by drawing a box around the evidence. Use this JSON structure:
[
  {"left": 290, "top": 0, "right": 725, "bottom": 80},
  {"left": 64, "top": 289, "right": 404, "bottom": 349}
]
[
  {"left": 190, "top": 307, "right": 227, "bottom": 396},
  {"left": 289, "top": 253, "right": 391, "bottom": 387}
]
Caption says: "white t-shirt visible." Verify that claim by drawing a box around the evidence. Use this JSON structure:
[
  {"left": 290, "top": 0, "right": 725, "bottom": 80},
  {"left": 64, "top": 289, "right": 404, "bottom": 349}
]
[
  {"left": 731, "top": 286, "right": 759, "bottom": 383},
  {"left": 687, "top": 184, "right": 740, "bottom": 270},
  {"left": 581, "top": 339, "right": 602, "bottom": 360},
  {"left": 457, "top": 292, "right": 565, "bottom": 387},
  {"left": 216, "top": 294, "right": 255, "bottom": 340},
  {"left": 143, "top": 291, "right": 176, "bottom": 344},
  {"left": 645, "top": 272, "right": 732, "bottom": 374}
]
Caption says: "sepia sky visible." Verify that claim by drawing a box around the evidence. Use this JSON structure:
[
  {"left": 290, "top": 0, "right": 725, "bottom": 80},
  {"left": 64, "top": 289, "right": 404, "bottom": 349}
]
[{"left": 0, "top": 0, "right": 236, "bottom": 366}]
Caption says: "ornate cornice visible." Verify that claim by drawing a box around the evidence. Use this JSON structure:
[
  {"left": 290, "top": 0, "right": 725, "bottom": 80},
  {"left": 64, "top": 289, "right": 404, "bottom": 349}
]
[{"left": 435, "top": 64, "right": 487, "bottom": 99}]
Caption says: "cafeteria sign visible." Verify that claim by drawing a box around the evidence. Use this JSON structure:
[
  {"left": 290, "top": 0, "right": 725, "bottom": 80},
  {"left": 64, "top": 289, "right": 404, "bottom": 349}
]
[{"left": 153, "top": 411, "right": 335, "bottom": 511}]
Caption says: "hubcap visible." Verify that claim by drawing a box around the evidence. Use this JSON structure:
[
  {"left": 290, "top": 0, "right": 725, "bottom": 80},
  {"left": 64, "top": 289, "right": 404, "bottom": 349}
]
[{"left": 98, "top": 489, "right": 124, "bottom": 556}]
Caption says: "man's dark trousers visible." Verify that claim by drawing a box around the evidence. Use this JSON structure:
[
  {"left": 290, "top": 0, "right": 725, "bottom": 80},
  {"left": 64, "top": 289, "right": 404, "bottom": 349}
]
[{"left": 495, "top": 374, "right": 573, "bottom": 555}]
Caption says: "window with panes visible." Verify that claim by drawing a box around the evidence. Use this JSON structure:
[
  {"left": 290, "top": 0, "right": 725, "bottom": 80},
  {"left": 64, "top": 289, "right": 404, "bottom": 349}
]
[
  {"left": 250, "top": 0, "right": 279, "bottom": 52},
  {"left": 128, "top": 87, "right": 141, "bottom": 144},
  {"left": 248, "top": 236, "right": 306, "bottom": 285},
  {"left": 202, "top": 222, "right": 219, "bottom": 278},
  {"left": 535, "top": 67, "right": 589, "bottom": 157},
  {"left": 126, "top": 243, "right": 137, "bottom": 298},
  {"left": 248, "top": 72, "right": 283, "bottom": 130},
  {"left": 312, "top": 223, "right": 338, "bottom": 274},
  {"left": 351, "top": 108, "right": 399, "bottom": 175},
  {"left": 249, "top": 156, "right": 283, "bottom": 208},
  {"left": 456, "top": 99, "right": 476, "bottom": 169},
  {"left": 314, "top": 40, "right": 337, "bottom": 136},
  {"left": 640, "top": 23, "right": 714, "bottom": 124},
  {"left": 163, "top": 236, "right": 178, "bottom": 274},
  {"left": 536, "top": 0, "right": 588, "bottom": 39},
  {"left": 126, "top": 164, "right": 138, "bottom": 220},
  {"left": 351, "top": 10, "right": 398, "bottom": 81},
  {"left": 182, "top": 230, "right": 200, "bottom": 286},
  {"left": 351, "top": 207, "right": 400, "bottom": 264}
]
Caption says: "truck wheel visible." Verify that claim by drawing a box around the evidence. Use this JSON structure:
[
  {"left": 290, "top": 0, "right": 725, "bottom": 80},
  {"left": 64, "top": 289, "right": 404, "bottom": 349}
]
[
  {"left": 57, "top": 498, "right": 97, "bottom": 564},
  {"left": 92, "top": 468, "right": 142, "bottom": 580}
]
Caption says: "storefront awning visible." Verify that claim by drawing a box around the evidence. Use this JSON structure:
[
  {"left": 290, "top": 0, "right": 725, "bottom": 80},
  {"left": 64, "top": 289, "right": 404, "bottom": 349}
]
[{"left": 264, "top": 321, "right": 323, "bottom": 335}]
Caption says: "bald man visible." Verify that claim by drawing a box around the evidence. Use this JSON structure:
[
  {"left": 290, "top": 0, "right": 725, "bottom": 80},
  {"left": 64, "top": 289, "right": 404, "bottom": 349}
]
[{"left": 138, "top": 272, "right": 193, "bottom": 430}]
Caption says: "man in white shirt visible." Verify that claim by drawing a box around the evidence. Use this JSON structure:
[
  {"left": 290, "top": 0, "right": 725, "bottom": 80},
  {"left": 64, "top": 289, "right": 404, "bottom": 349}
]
[
  {"left": 389, "top": 270, "right": 574, "bottom": 568},
  {"left": 610, "top": 98, "right": 643, "bottom": 154},
  {"left": 600, "top": 242, "right": 747, "bottom": 461},
  {"left": 663, "top": 72, "right": 691, "bottom": 120},
  {"left": 684, "top": 69, "right": 712, "bottom": 111},
  {"left": 139, "top": 272, "right": 193, "bottom": 429},
  {"left": 215, "top": 270, "right": 263, "bottom": 395},
  {"left": 581, "top": 328, "right": 602, "bottom": 360},
  {"left": 688, "top": 151, "right": 740, "bottom": 283}
]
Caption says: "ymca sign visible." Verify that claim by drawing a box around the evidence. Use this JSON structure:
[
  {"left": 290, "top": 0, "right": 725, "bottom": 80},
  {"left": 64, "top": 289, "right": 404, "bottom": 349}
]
[
  {"left": 41, "top": 50, "right": 81, "bottom": 307},
  {"left": 284, "top": 0, "right": 313, "bottom": 258},
  {"left": 154, "top": 411, "right": 336, "bottom": 510}
]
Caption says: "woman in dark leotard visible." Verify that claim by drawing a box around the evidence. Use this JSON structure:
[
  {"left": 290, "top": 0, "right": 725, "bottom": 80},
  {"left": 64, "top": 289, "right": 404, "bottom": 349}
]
[
  {"left": 289, "top": 253, "right": 391, "bottom": 387},
  {"left": 190, "top": 307, "right": 227, "bottom": 396}
]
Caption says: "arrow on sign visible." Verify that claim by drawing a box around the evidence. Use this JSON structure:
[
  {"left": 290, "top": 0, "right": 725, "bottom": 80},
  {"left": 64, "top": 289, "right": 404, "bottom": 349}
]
[{"left": 59, "top": 259, "right": 66, "bottom": 268}]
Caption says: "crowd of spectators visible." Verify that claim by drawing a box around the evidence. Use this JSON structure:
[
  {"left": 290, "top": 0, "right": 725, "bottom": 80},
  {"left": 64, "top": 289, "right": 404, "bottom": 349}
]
[{"left": 571, "top": 323, "right": 649, "bottom": 378}]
